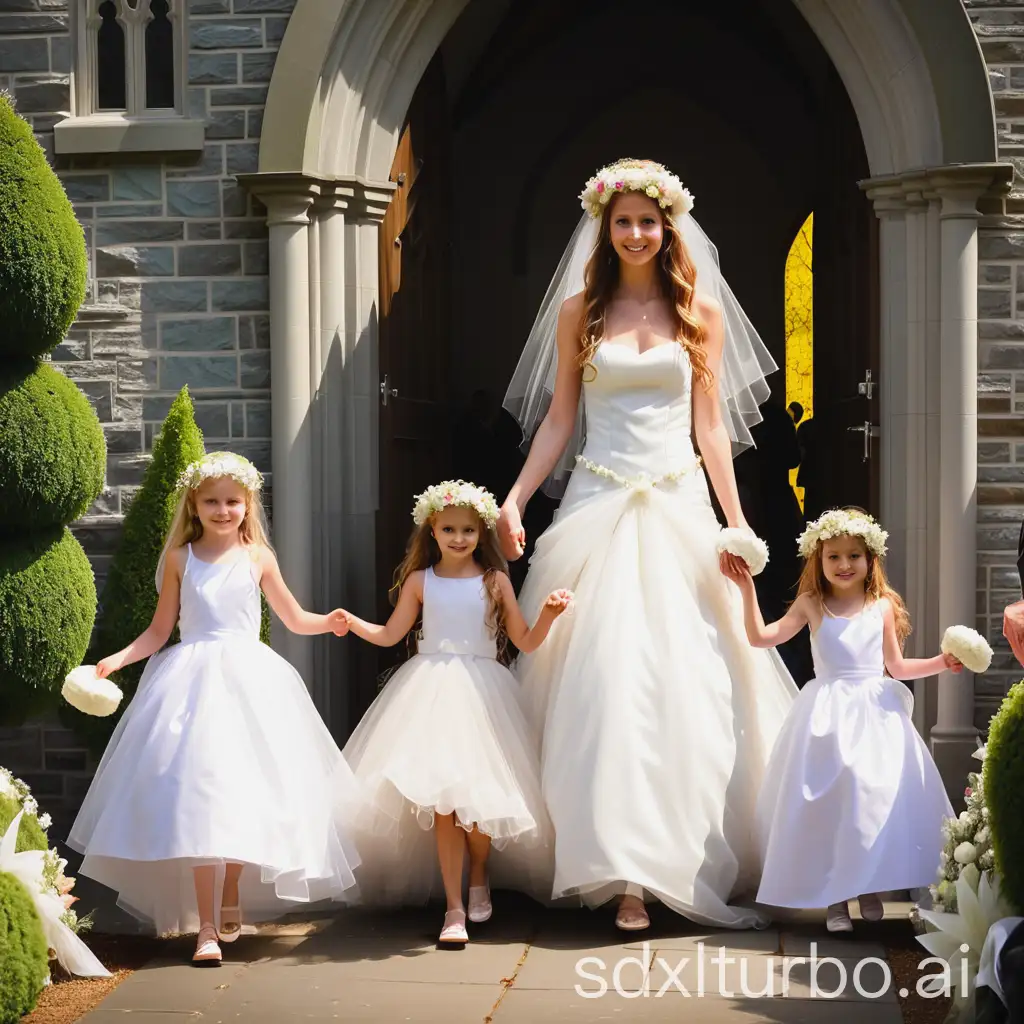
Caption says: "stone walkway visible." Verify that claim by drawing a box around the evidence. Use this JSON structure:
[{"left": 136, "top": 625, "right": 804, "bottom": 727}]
[{"left": 78, "top": 896, "right": 923, "bottom": 1023}]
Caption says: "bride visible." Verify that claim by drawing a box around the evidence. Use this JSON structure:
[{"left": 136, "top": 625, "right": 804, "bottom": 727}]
[{"left": 499, "top": 159, "right": 798, "bottom": 931}]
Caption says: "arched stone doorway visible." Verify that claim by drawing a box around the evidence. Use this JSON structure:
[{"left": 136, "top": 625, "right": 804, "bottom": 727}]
[{"left": 242, "top": 0, "right": 1008, "bottom": 794}]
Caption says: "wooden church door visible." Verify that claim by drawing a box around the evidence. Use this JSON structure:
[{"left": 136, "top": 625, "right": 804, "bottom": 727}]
[{"left": 371, "top": 55, "right": 454, "bottom": 701}]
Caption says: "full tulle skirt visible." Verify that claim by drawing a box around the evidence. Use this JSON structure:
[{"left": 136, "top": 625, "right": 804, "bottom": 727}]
[
  {"left": 68, "top": 636, "right": 362, "bottom": 935},
  {"left": 342, "top": 652, "right": 554, "bottom": 906},
  {"left": 516, "top": 467, "right": 798, "bottom": 929},
  {"left": 756, "top": 673, "right": 952, "bottom": 908}
]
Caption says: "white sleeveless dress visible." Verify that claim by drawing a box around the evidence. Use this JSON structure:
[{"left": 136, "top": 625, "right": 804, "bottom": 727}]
[
  {"left": 342, "top": 567, "right": 553, "bottom": 905},
  {"left": 756, "top": 601, "right": 953, "bottom": 908},
  {"left": 515, "top": 342, "right": 799, "bottom": 928},
  {"left": 68, "top": 544, "right": 362, "bottom": 935}
]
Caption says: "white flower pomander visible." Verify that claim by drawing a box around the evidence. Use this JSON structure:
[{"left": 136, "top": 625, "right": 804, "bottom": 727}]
[
  {"left": 941, "top": 625, "right": 993, "bottom": 674},
  {"left": 716, "top": 528, "right": 769, "bottom": 576},
  {"left": 412, "top": 480, "right": 499, "bottom": 529},
  {"left": 62, "top": 665, "right": 123, "bottom": 718},
  {"left": 579, "top": 159, "right": 694, "bottom": 220},
  {"left": 953, "top": 841, "right": 978, "bottom": 865},
  {"left": 176, "top": 451, "right": 262, "bottom": 494}
]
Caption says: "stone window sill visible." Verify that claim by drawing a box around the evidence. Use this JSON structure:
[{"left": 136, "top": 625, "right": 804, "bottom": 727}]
[{"left": 54, "top": 115, "right": 205, "bottom": 156}]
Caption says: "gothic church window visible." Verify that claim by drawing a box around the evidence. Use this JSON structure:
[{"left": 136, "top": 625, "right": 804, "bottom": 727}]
[{"left": 83, "top": 0, "right": 183, "bottom": 117}]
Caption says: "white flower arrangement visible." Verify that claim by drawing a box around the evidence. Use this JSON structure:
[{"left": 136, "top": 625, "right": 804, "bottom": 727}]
[
  {"left": 797, "top": 508, "right": 888, "bottom": 559},
  {"left": 412, "top": 480, "right": 500, "bottom": 529},
  {"left": 716, "top": 527, "right": 769, "bottom": 576},
  {"left": 579, "top": 159, "right": 695, "bottom": 220},
  {"left": 62, "top": 665, "right": 124, "bottom": 718},
  {"left": 0, "top": 767, "right": 92, "bottom": 937},
  {"left": 575, "top": 454, "right": 702, "bottom": 495},
  {"left": 941, "top": 625, "right": 993, "bottom": 674},
  {"left": 176, "top": 451, "right": 262, "bottom": 493}
]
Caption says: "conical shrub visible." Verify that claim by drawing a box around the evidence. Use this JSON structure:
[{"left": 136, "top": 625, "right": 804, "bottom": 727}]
[{"left": 984, "top": 680, "right": 1024, "bottom": 913}]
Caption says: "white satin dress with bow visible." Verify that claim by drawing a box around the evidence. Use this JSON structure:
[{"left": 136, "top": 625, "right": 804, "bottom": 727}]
[{"left": 342, "top": 567, "right": 554, "bottom": 905}]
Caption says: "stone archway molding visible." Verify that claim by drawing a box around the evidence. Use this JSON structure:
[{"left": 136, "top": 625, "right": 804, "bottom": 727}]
[{"left": 247, "top": 0, "right": 1010, "bottom": 795}]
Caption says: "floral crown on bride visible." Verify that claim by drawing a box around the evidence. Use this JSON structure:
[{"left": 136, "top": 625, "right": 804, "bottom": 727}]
[
  {"left": 176, "top": 451, "right": 263, "bottom": 493},
  {"left": 797, "top": 508, "right": 889, "bottom": 559},
  {"left": 412, "top": 480, "right": 499, "bottom": 529},
  {"left": 579, "top": 158, "right": 695, "bottom": 219}
]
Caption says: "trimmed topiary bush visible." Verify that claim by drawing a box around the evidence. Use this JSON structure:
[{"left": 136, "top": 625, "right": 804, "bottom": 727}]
[
  {"left": 0, "top": 794, "right": 46, "bottom": 854},
  {"left": 0, "top": 359, "right": 105, "bottom": 532},
  {"left": 0, "top": 97, "right": 103, "bottom": 727},
  {"left": 66, "top": 388, "right": 203, "bottom": 752},
  {"left": 0, "top": 870, "right": 48, "bottom": 1023},
  {"left": 0, "top": 528, "right": 97, "bottom": 726},
  {"left": 0, "top": 93, "right": 86, "bottom": 359},
  {"left": 984, "top": 680, "right": 1024, "bottom": 914}
]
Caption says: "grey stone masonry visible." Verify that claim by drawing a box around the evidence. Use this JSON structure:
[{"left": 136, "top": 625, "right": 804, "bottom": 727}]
[
  {"left": 0, "top": 0, "right": 291, "bottom": 822},
  {"left": 971, "top": 2, "right": 1024, "bottom": 726}
]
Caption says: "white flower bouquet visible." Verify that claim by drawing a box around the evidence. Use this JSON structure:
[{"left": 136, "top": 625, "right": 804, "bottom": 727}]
[
  {"left": 62, "top": 665, "right": 123, "bottom": 717},
  {"left": 941, "top": 625, "right": 993, "bottom": 674},
  {"left": 716, "top": 528, "right": 769, "bottom": 576}
]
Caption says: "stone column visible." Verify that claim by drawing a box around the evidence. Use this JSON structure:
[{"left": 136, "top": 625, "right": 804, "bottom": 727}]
[
  {"left": 930, "top": 177, "right": 986, "bottom": 796},
  {"left": 241, "top": 177, "right": 319, "bottom": 688}
]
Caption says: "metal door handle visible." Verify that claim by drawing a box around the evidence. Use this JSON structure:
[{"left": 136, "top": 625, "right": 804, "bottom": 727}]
[
  {"left": 847, "top": 421, "right": 880, "bottom": 462},
  {"left": 380, "top": 375, "right": 398, "bottom": 407}
]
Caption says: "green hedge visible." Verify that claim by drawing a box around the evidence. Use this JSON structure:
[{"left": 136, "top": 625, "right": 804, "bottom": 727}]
[
  {"left": 0, "top": 795, "right": 46, "bottom": 854},
  {"left": 0, "top": 93, "right": 86, "bottom": 360},
  {"left": 984, "top": 680, "right": 1024, "bottom": 914},
  {"left": 0, "top": 528, "right": 97, "bottom": 726},
  {"left": 0, "top": 870, "right": 48, "bottom": 1023},
  {"left": 0, "top": 359, "right": 105, "bottom": 532}
]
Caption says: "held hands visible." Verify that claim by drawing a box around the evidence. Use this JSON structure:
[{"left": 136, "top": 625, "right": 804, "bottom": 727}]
[
  {"left": 328, "top": 609, "right": 350, "bottom": 636},
  {"left": 497, "top": 501, "right": 526, "bottom": 561},
  {"left": 720, "top": 553, "right": 754, "bottom": 587},
  {"left": 543, "top": 589, "right": 574, "bottom": 618}
]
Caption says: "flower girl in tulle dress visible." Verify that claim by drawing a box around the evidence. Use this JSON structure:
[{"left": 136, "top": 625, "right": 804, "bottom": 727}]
[
  {"left": 68, "top": 453, "right": 362, "bottom": 965},
  {"left": 723, "top": 508, "right": 962, "bottom": 932},
  {"left": 337, "top": 480, "right": 572, "bottom": 944}
]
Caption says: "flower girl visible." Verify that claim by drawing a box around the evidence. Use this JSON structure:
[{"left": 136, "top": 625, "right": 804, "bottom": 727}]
[
  {"left": 723, "top": 508, "right": 961, "bottom": 932},
  {"left": 68, "top": 453, "right": 361, "bottom": 964},
  {"left": 337, "top": 480, "right": 571, "bottom": 943}
]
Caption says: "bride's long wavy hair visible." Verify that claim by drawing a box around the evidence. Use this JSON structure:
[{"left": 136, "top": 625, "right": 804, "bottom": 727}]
[{"left": 577, "top": 175, "right": 712, "bottom": 389}]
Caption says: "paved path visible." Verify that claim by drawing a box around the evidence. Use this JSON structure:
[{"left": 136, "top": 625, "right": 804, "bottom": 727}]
[{"left": 78, "top": 897, "right": 923, "bottom": 1023}]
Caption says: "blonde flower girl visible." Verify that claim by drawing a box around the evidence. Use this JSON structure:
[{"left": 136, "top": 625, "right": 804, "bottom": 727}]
[
  {"left": 68, "top": 453, "right": 362, "bottom": 964},
  {"left": 337, "top": 480, "right": 572, "bottom": 943},
  {"left": 724, "top": 508, "right": 961, "bottom": 932}
]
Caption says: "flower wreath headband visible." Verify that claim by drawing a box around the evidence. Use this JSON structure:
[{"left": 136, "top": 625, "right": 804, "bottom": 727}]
[
  {"left": 176, "top": 452, "right": 263, "bottom": 494},
  {"left": 412, "top": 480, "right": 500, "bottom": 530},
  {"left": 579, "top": 158, "right": 695, "bottom": 219},
  {"left": 797, "top": 509, "right": 889, "bottom": 559}
]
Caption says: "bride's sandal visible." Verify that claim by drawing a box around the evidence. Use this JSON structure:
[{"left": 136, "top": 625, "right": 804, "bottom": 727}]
[
  {"left": 219, "top": 903, "right": 242, "bottom": 943},
  {"left": 615, "top": 897, "right": 650, "bottom": 932},
  {"left": 439, "top": 909, "right": 469, "bottom": 944},
  {"left": 192, "top": 924, "right": 222, "bottom": 966}
]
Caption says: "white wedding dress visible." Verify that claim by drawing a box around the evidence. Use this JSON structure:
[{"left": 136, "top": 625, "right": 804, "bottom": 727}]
[{"left": 515, "top": 341, "right": 798, "bottom": 928}]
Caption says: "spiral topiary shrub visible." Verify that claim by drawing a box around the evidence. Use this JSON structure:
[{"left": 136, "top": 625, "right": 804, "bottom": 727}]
[
  {"left": 0, "top": 870, "right": 48, "bottom": 1023},
  {"left": 984, "top": 680, "right": 1024, "bottom": 914},
  {"left": 0, "top": 795, "right": 46, "bottom": 854},
  {"left": 0, "top": 93, "right": 86, "bottom": 359},
  {"left": 0, "top": 359, "right": 106, "bottom": 532},
  {"left": 0, "top": 528, "right": 97, "bottom": 726}
]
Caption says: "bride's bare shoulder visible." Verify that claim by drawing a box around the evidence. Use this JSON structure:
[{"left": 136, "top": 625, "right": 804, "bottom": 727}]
[
  {"left": 560, "top": 291, "right": 586, "bottom": 320},
  {"left": 693, "top": 292, "right": 722, "bottom": 326}
]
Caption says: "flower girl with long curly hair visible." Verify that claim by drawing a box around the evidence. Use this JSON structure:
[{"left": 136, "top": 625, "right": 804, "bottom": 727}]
[
  {"left": 724, "top": 508, "right": 962, "bottom": 932},
  {"left": 337, "top": 480, "right": 572, "bottom": 943},
  {"left": 68, "top": 452, "right": 361, "bottom": 965}
]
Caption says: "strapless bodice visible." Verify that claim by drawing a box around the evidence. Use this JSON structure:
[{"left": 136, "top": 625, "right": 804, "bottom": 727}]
[{"left": 579, "top": 342, "right": 696, "bottom": 479}]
